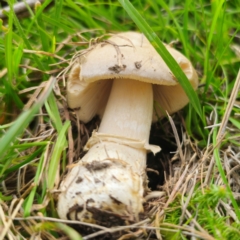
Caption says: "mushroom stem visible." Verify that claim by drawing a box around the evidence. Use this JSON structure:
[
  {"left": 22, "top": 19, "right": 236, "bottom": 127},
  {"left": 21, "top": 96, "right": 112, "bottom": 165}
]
[
  {"left": 100, "top": 78, "right": 152, "bottom": 140},
  {"left": 57, "top": 79, "right": 158, "bottom": 222},
  {"left": 98, "top": 78, "right": 153, "bottom": 167}
]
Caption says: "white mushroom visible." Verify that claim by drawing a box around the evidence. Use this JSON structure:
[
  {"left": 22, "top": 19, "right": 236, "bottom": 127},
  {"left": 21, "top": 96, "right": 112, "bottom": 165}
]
[{"left": 57, "top": 32, "right": 198, "bottom": 223}]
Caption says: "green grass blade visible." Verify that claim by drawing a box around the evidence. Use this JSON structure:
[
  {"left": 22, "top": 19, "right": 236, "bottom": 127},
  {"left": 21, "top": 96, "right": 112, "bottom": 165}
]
[
  {"left": 3, "top": 1, "right": 24, "bottom": 109},
  {"left": 118, "top": 0, "right": 202, "bottom": 118},
  {"left": 0, "top": 78, "right": 55, "bottom": 157},
  {"left": 156, "top": 0, "right": 189, "bottom": 57},
  {"left": 23, "top": 149, "right": 46, "bottom": 217},
  {"left": 229, "top": 117, "right": 240, "bottom": 129},
  {"left": 65, "top": 0, "right": 100, "bottom": 29},
  {"left": 55, "top": 223, "right": 83, "bottom": 240},
  {"left": 204, "top": 0, "right": 225, "bottom": 91},
  {"left": 53, "top": 0, "right": 64, "bottom": 36},
  {"left": 25, "top": 0, "right": 52, "bottom": 36},
  {"left": 12, "top": 9, "right": 45, "bottom": 70},
  {"left": 1, "top": 146, "right": 46, "bottom": 178},
  {"left": 45, "top": 92, "right": 63, "bottom": 134},
  {"left": 47, "top": 120, "right": 70, "bottom": 190},
  {"left": 5, "top": 1, "right": 13, "bottom": 87}
]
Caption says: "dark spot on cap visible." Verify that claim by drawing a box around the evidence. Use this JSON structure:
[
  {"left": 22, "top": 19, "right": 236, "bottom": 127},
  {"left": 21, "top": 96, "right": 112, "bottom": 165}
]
[
  {"left": 108, "top": 64, "right": 126, "bottom": 73},
  {"left": 134, "top": 61, "right": 142, "bottom": 69}
]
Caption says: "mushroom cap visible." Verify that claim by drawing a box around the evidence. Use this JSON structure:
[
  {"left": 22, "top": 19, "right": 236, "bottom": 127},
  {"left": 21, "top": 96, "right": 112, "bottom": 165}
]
[{"left": 67, "top": 31, "right": 198, "bottom": 122}]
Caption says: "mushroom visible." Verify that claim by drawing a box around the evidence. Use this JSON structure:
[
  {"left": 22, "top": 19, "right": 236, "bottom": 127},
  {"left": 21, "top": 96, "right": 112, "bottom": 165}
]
[{"left": 57, "top": 32, "right": 198, "bottom": 223}]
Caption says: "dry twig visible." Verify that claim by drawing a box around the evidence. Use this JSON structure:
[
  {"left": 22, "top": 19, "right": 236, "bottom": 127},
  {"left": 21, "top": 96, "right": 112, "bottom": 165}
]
[{"left": 0, "top": 0, "right": 45, "bottom": 20}]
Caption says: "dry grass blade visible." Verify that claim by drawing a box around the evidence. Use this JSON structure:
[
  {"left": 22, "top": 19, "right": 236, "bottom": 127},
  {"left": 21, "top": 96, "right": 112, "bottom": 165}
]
[
  {"left": 12, "top": 216, "right": 110, "bottom": 230},
  {"left": 185, "top": 209, "right": 208, "bottom": 234},
  {"left": 205, "top": 70, "right": 240, "bottom": 183},
  {"left": 179, "top": 169, "right": 198, "bottom": 225},
  {"left": 0, "top": 68, "right": 8, "bottom": 78},
  {"left": 84, "top": 222, "right": 215, "bottom": 240},
  {"left": 167, "top": 112, "right": 184, "bottom": 163},
  {"left": 23, "top": 49, "right": 66, "bottom": 61},
  {"left": 216, "top": 69, "right": 240, "bottom": 141},
  {"left": 22, "top": 81, "right": 49, "bottom": 110},
  {"left": 163, "top": 164, "right": 189, "bottom": 209},
  {"left": 0, "top": 199, "right": 24, "bottom": 240},
  {"left": 159, "top": 223, "right": 215, "bottom": 240},
  {"left": 19, "top": 64, "right": 62, "bottom": 75},
  {"left": 220, "top": 200, "right": 238, "bottom": 222}
]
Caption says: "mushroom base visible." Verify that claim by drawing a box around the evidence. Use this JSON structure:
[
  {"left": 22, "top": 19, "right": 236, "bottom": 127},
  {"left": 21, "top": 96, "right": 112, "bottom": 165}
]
[{"left": 57, "top": 142, "right": 148, "bottom": 222}]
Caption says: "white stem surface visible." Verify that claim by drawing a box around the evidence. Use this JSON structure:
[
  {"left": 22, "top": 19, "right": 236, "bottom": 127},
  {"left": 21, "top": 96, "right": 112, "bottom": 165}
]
[
  {"left": 99, "top": 78, "right": 153, "bottom": 140},
  {"left": 58, "top": 79, "right": 156, "bottom": 222}
]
